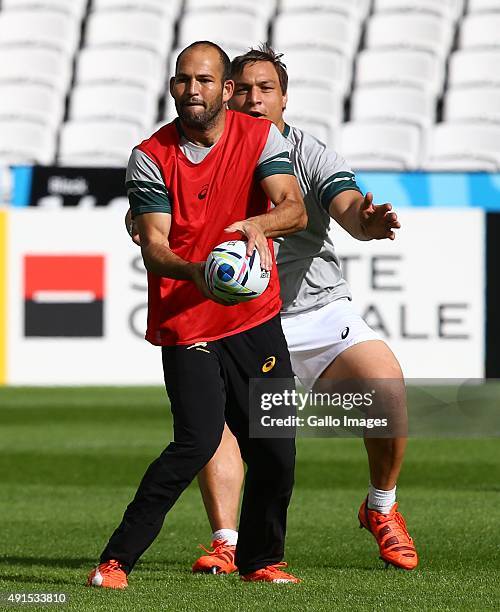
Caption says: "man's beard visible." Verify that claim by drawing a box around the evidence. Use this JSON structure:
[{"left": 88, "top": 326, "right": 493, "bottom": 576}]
[{"left": 177, "top": 95, "right": 224, "bottom": 130}]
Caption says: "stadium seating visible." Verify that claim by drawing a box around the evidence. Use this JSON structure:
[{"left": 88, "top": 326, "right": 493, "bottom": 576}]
[
  {"left": 1, "top": 0, "right": 88, "bottom": 18},
  {"left": 69, "top": 84, "right": 158, "bottom": 129},
  {"left": 283, "top": 116, "right": 335, "bottom": 145},
  {"left": 286, "top": 83, "right": 343, "bottom": 129},
  {"left": 339, "top": 122, "right": 422, "bottom": 170},
  {"left": 351, "top": 86, "right": 436, "bottom": 130},
  {"left": 467, "top": 0, "right": 500, "bottom": 14},
  {"left": 365, "top": 13, "right": 454, "bottom": 58},
  {"left": 0, "top": 121, "right": 56, "bottom": 164},
  {"left": 459, "top": 13, "right": 500, "bottom": 49},
  {"left": 448, "top": 50, "right": 500, "bottom": 87},
  {"left": 0, "top": 0, "right": 498, "bottom": 169},
  {"left": 58, "top": 121, "right": 142, "bottom": 167},
  {"left": 373, "top": 0, "right": 463, "bottom": 20},
  {"left": 355, "top": 49, "right": 445, "bottom": 96},
  {"left": 0, "top": 10, "right": 81, "bottom": 56},
  {"left": 423, "top": 123, "right": 500, "bottom": 170},
  {"left": 91, "top": 0, "right": 178, "bottom": 19},
  {"left": 0, "top": 84, "right": 64, "bottom": 128},
  {"left": 273, "top": 12, "right": 362, "bottom": 59},
  {"left": 282, "top": 48, "right": 352, "bottom": 97},
  {"left": 76, "top": 48, "right": 165, "bottom": 94},
  {"left": 0, "top": 48, "right": 72, "bottom": 93},
  {"left": 85, "top": 10, "right": 173, "bottom": 57},
  {"left": 279, "top": 0, "right": 367, "bottom": 21},
  {"left": 444, "top": 88, "right": 500, "bottom": 123},
  {"left": 178, "top": 10, "right": 268, "bottom": 49},
  {"left": 280, "top": 0, "right": 372, "bottom": 20},
  {"left": 185, "top": 0, "right": 277, "bottom": 20}
]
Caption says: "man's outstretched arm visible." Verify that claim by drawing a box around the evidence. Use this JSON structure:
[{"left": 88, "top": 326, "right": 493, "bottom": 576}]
[{"left": 329, "top": 190, "right": 401, "bottom": 241}]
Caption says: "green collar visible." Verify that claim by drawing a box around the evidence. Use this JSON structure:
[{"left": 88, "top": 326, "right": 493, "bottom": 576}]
[{"left": 282, "top": 123, "right": 291, "bottom": 138}]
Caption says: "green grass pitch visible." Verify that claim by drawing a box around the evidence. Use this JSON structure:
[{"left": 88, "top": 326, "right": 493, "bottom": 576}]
[{"left": 0, "top": 387, "right": 498, "bottom": 611}]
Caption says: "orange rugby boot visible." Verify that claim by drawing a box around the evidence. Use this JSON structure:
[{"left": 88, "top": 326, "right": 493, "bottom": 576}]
[
  {"left": 241, "top": 562, "right": 301, "bottom": 583},
  {"left": 358, "top": 497, "right": 419, "bottom": 570},
  {"left": 192, "top": 539, "right": 237, "bottom": 575},
  {"left": 86, "top": 559, "right": 128, "bottom": 589}
]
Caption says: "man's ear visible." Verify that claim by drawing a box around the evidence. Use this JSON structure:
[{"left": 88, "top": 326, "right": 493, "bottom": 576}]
[
  {"left": 282, "top": 91, "right": 288, "bottom": 112},
  {"left": 169, "top": 76, "right": 175, "bottom": 99},
  {"left": 223, "top": 79, "right": 235, "bottom": 103}
]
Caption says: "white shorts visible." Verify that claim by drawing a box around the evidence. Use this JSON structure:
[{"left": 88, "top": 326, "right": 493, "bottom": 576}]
[{"left": 281, "top": 298, "right": 380, "bottom": 388}]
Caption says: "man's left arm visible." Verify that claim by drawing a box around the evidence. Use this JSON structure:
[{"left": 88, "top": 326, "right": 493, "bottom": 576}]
[
  {"left": 225, "top": 173, "right": 306, "bottom": 270},
  {"left": 225, "top": 122, "right": 307, "bottom": 270},
  {"left": 329, "top": 190, "right": 401, "bottom": 241}
]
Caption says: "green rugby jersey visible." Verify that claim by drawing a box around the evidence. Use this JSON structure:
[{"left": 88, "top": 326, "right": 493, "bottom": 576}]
[{"left": 277, "top": 123, "right": 363, "bottom": 314}]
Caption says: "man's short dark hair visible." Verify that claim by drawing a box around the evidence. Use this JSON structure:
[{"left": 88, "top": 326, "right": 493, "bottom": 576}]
[
  {"left": 175, "top": 41, "right": 231, "bottom": 82},
  {"left": 230, "top": 43, "right": 288, "bottom": 94}
]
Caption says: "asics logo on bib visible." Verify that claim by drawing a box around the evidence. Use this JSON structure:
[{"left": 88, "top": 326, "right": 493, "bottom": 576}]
[
  {"left": 341, "top": 327, "right": 350, "bottom": 340},
  {"left": 198, "top": 184, "right": 209, "bottom": 200},
  {"left": 262, "top": 356, "right": 276, "bottom": 373}
]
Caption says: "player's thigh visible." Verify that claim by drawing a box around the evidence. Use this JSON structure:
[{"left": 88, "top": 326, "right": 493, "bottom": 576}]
[
  {"left": 321, "top": 340, "right": 403, "bottom": 381},
  {"left": 320, "top": 340, "right": 406, "bottom": 427},
  {"left": 162, "top": 345, "right": 226, "bottom": 446},
  {"left": 221, "top": 315, "right": 295, "bottom": 437}
]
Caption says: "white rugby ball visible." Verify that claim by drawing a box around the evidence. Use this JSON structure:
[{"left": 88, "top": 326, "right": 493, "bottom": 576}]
[{"left": 205, "top": 240, "right": 270, "bottom": 304}]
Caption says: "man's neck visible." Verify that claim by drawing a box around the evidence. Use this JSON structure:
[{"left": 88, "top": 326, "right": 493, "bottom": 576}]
[
  {"left": 179, "top": 110, "right": 227, "bottom": 148},
  {"left": 276, "top": 117, "right": 286, "bottom": 134}
]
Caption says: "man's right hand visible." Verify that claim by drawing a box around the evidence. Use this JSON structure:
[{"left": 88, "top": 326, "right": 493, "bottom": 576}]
[
  {"left": 189, "top": 262, "right": 235, "bottom": 306},
  {"left": 125, "top": 208, "right": 141, "bottom": 246}
]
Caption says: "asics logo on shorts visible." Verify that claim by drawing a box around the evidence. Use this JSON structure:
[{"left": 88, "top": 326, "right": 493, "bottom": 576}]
[
  {"left": 187, "top": 342, "right": 210, "bottom": 353},
  {"left": 262, "top": 356, "right": 276, "bottom": 373},
  {"left": 341, "top": 327, "right": 349, "bottom": 340}
]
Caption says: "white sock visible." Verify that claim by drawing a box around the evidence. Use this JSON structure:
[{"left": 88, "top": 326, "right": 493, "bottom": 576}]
[
  {"left": 367, "top": 484, "right": 396, "bottom": 514},
  {"left": 212, "top": 529, "right": 238, "bottom": 546}
]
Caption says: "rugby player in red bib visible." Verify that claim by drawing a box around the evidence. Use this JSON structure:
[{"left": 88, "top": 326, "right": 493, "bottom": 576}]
[{"left": 87, "top": 41, "right": 306, "bottom": 589}]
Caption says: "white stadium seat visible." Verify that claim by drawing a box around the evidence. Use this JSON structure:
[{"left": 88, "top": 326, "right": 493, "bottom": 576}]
[
  {"left": 355, "top": 49, "right": 444, "bottom": 96},
  {"left": 0, "top": 84, "right": 64, "bottom": 128},
  {"left": 285, "top": 83, "right": 343, "bottom": 128},
  {"left": 0, "top": 120, "right": 56, "bottom": 165},
  {"left": 178, "top": 11, "right": 268, "bottom": 49},
  {"left": 0, "top": 10, "right": 81, "bottom": 56},
  {"left": 1, "top": 0, "right": 88, "bottom": 18},
  {"left": 444, "top": 87, "right": 500, "bottom": 123},
  {"left": 459, "top": 13, "right": 500, "bottom": 49},
  {"left": 185, "top": 0, "right": 277, "bottom": 20},
  {"left": 283, "top": 48, "right": 352, "bottom": 97},
  {"left": 351, "top": 86, "right": 436, "bottom": 130},
  {"left": 85, "top": 10, "right": 173, "bottom": 57},
  {"left": 280, "top": 0, "right": 371, "bottom": 20},
  {"left": 76, "top": 48, "right": 165, "bottom": 95},
  {"left": 467, "top": 0, "right": 500, "bottom": 14},
  {"left": 283, "top": 115, "right": 335, "bottom": 145},
  {"left": 423, "top": 122, "right": 500, "bottom": 170},
  {"left": 284, "top": 85, "right": 342, "bottom": 143},
  {"left": 448, "top": 50, "right": 500, "bottom": 87},
  {"left": 91, "top": 0, "right": 177, "bottom": 19},
  {"left": 339, "top": 122, "right": 422, "bottom": 170},
  {"left": 365, "top": 13, "right": 454, "bottom": 58},
  {"left": 69, "top": 84, "right": 158, "bottom": 129},
  {"left": 279, "top": 0, "right": 366, "bottom": 22},
  {"left": 273, "top": 12, "right": 362, "bottom": 59},
  {"left": 0, "top": 48, "right": 72, "bottom": 93},
  {"left": 373, "top": 0, "right": 462, "bottom": 19},
  {"left": 58, "top": 121, "right": 142, "bottom": 167}
]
